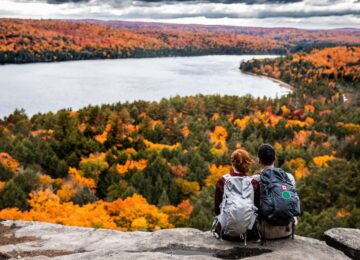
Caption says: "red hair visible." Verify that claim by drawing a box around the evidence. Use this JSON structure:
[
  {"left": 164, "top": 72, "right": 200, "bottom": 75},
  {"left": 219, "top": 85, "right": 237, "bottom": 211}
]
[{"left": 231, "top": 149, "right": 254, "bottom": 173}]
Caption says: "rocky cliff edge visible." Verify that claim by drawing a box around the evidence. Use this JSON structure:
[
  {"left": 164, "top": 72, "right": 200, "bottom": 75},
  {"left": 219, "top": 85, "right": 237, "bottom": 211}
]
[{"left": 0, "top": 220, "right": 355, "bottom": 260}]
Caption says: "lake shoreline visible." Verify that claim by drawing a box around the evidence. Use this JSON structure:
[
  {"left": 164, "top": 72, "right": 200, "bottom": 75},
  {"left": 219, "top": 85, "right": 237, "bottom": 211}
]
[
  {"left": 0, "top": 53, "right": 281, "bottom": 66},
  {"left": 243, "top": 71, "right": 294, "bottom": 92}
]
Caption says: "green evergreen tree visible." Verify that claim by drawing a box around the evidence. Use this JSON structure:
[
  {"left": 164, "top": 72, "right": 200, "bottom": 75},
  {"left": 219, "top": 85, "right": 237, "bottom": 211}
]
[
  {"left": 189, "top": 187, "right": 214, "bottom": 231},
  {"left": 157, "top": 190, "right": 170, "bottom": 208},
  {"left": 122, "top": 185, "right": 138, "bottom": 199},
  {"left": 0, "top": 164, "right": 15, "bottom": 182},
  {"left": 188, "top": 153, "right": 209, "bottom": 186},
  {"left": 0, "top": 182, "right": 28, "bottom": 210},
  {"left": 71, "top": 187, "right": 98, "bottom": 206}
]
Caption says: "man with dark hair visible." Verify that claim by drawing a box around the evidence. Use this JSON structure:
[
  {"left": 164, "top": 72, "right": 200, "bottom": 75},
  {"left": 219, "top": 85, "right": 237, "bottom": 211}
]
[
  {"left": 254, "top": 144, "right": 299, "bottom": 241},
  {"left": 257, "top": 143, "right": 276, "bottom": 166}
]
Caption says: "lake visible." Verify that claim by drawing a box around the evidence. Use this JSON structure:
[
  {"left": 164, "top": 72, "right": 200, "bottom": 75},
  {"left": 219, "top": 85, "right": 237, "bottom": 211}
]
[{"left": 0, "top": 55, "right": 290, "bottom": 117}]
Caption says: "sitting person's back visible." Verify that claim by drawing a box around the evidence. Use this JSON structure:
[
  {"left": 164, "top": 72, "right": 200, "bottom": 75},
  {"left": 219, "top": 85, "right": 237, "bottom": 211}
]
[
  {"left": 213, "top": 149, "right": 259, "bottom": 241},
  {"left": 254, "top": 144, "right": 300, "bottom": 240}
]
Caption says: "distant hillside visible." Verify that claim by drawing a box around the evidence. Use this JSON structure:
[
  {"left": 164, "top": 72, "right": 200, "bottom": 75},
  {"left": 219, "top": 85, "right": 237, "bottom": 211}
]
[
  {"left": 88, "top": 19, "right": 360, "bottom": 43},
  {"left": 240, "top": 46, "right": 360, "bottom": 87},
  {"left": 0, "top": 18, "right": 359, "bottom": 64}
]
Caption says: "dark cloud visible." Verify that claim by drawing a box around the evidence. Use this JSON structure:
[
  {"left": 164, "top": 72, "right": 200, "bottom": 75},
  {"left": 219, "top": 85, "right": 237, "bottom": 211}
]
[
  {"left": 5, "top": 0, "right": 360, "bottom": 23},
  {"left": 47, "top": 0, "right": 89, "bottom": 3},
  {"left": 134, "top": 0, "right": 302, "bottom": 3},
  {"left": 44, "top": 0, "right": 302, "bottom": 4}
]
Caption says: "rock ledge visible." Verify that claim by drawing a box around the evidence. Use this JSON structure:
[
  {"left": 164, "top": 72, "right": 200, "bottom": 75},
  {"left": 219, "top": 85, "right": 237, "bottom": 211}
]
[
  {"left": 324, "top": 228, "right": 360, "bottom": 260},
  {"left": 0, "top": 220, "right": 351, "bottom": 259}
]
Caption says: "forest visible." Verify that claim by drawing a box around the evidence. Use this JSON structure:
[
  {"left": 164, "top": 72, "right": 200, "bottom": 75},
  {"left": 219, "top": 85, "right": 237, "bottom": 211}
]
[
  {"left": 0, "top": 45, "right": 359, "bottom": 239},
  {"left": 1, "top": 18, "right": 360, "bottom": 64}
]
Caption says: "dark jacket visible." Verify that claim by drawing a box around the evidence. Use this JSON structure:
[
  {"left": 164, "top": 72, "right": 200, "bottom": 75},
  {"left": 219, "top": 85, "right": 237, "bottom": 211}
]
[{"left": 214, "top": 171, "right": 260, "bottom": 216}]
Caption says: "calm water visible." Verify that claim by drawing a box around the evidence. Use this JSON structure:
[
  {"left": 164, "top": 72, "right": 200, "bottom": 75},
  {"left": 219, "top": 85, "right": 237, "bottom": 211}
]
[{"left": 0, "top": 55, "right": 290, "bottom": 117}]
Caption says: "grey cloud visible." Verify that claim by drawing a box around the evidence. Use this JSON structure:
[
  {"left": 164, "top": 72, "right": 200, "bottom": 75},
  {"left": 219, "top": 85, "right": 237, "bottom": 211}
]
[
  {"left": 121, "top": 9, "right": 360, "bottom": 19},
  {"left": 42, "top": 0, "right": 302, "bottom": 4},
  {"left": 133, "top": 0, "right": 302, "bottom": 4},
  {"left": 47, "top": 0, "right": 89, "bottom": 3},
  {"left": 47, "top": 0, "right": 88, "bottom": 3},
  {"left": 6, "top": 0, "right": 360, "bottom": 20},
  {"left": 254, "top": 9, "right": 360, "bottom": 19}
]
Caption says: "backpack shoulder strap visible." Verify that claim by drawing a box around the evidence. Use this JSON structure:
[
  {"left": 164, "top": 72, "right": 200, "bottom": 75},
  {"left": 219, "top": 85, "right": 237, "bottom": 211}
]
[
  {"left": 223, "top": 173, "right": 232, "bottom": 182},
  {"left": 220, "top": 174, "right": 232, "bottom": 206},
  {"left": 252, "top": 174, "right": 261, "bottom": 183}
]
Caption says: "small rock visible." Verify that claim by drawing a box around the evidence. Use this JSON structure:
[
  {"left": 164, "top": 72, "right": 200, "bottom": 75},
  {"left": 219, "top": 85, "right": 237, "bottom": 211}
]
[{"left": 324, "top": 228, "right": 360, "bottom": 259}]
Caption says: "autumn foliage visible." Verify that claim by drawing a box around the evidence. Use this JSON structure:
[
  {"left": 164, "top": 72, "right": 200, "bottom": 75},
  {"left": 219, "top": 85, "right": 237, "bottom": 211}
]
[
  {"left": 0, "top": 41, "right": 359, "bottom": 238},
  {"left": 1, "top": 19, "right": 360, "bottom": 64},
  {"left": 0, "top": 152, "right": 20, "bottom": 172},
  {"left": 242, "top": 46, "right": 360, "bottom": 88}
]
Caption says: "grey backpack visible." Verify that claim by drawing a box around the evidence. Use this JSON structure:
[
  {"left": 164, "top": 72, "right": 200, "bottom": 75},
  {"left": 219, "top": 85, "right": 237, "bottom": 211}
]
[{"left": 215, "top": 174, "right": 258, "bottom": 243}]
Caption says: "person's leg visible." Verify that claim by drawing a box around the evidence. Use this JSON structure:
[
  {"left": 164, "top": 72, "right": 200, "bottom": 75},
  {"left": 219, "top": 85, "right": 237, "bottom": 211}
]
[{"left": 246, "top": 224, "right": 260, "bottom": 241}]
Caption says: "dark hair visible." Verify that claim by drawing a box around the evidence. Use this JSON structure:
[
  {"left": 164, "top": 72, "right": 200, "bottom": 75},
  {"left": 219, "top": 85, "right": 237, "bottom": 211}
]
[
  {"left": 231, "top": 149, "right": 254, "bottom": 173},
  {"left": 258, "top": 144, "right": 276, "bottom": 166}
]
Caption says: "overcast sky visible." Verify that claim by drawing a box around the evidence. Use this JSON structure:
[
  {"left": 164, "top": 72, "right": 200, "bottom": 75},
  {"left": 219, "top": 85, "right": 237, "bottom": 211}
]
[{"left": 1, "top": 0, "right": 359, "bottom": 29}]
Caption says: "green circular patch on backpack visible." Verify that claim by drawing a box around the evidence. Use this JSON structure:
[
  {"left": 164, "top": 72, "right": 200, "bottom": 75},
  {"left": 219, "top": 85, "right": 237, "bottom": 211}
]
[{"left": 282, "top": 191, "right": 291, "bottom": 200}]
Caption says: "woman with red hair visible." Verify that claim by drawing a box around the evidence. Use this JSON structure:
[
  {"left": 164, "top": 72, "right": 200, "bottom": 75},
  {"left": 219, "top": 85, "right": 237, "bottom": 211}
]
[{"left": 214, "top": 149, "right": 260, "bottom": 240}]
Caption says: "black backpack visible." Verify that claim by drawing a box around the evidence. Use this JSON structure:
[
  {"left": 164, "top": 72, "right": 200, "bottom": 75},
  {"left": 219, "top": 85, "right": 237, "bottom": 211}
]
[{"left": 260, "top": 168, "right": 301, "bottom": 226}]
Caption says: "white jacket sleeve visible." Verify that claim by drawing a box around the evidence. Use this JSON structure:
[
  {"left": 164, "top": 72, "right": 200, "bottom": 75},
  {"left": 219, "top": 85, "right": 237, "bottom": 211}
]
[{"left": 287, "top": 173, "right": 296, "bottom": 188}]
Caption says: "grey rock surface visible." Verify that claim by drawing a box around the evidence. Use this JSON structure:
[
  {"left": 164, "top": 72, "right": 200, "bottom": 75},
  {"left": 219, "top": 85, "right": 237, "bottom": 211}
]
[
  {"left": 0, "top": 220, "right": 351, "bottom": 260},
  {"left": 324, "top": 228, "right": 360, "bottom": 259}
]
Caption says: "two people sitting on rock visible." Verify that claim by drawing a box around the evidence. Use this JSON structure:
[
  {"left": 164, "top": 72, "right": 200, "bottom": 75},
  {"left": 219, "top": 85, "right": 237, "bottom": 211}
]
[{"left": 212, "top": 144, "right": 301, "bottom": 243}]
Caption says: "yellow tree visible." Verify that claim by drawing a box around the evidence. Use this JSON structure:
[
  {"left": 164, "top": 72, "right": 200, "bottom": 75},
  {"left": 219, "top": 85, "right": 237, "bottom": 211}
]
[
  {"left": 205, "top": 164, "right": 231, "bottom": 187},
  {"left": 0, "top": 152, "right": 20, "bottom": 172},
  {"left": 313, "top": 155, "right": 335, "bottom": 167},
  {"left": 106, "top": 194, "right": 172, "bottom": 231},
  {"left": 210, "top": 126, "right": 228, "bottom": 155}
]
